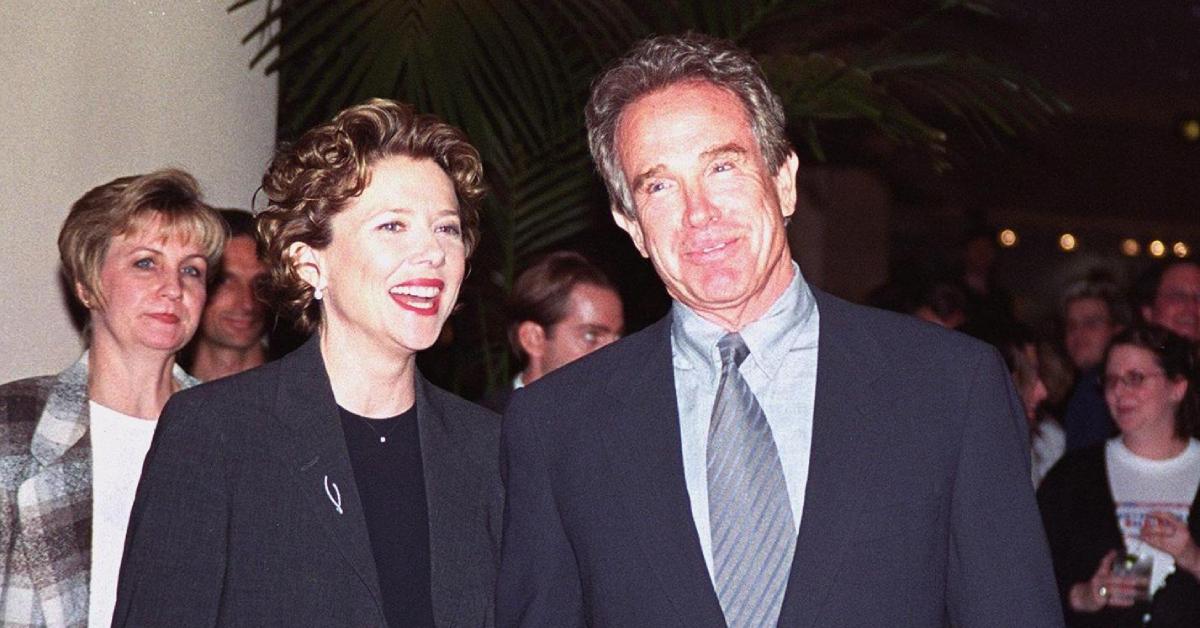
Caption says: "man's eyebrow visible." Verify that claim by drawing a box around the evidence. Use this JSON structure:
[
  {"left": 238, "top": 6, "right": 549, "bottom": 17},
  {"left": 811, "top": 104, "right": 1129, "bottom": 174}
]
[
  {"left": 629, "top": 164, "right": 665, "bottom": 193},
  {"left": 700, "top": 142, "right": 747, "bottom": 160},
  {"left": 628, "top": 143, "right": 748, "bottom": 191}
]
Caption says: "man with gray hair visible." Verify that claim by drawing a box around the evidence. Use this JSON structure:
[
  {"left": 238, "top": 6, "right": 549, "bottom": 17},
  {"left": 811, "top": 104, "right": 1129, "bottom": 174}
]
[
  {"left": 497, "top": 33, "right": 1061, "bottom": 627},
  {"left": 1059, "top": 275, "right": 1127, "bottom": 451}
]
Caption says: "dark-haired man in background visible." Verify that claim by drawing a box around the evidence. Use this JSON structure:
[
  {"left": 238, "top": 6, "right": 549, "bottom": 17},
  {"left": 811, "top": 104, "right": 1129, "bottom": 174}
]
[
  {"left": 497, "top": 33, "right": 1061, "bottom": 627},
  {"left": 1135, "top": 259, "right": 1200, "bottom": 342},
  {"left": 483, "top": 251, "right": 623, "bottom": 412},
  {"left": 185, "top": 209, "right": 268, "bottom": 381}
]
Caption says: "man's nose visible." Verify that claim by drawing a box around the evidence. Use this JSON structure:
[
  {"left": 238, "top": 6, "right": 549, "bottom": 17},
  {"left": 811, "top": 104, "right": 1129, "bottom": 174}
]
[
  {"left": 236, "top": 281, "right": 259, "bottom": 311},
  {"left": 683, "top": 188, "right": 719, "bottom": 227}
]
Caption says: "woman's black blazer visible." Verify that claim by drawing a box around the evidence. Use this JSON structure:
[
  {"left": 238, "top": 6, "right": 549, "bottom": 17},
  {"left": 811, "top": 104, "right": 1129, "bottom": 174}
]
[{"left": 113, "top": 337, "right": 503, "bottom": 627}]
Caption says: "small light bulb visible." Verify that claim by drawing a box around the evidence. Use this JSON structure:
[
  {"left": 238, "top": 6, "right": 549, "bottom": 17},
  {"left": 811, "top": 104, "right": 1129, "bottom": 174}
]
[
  {"left": 1120, "top": 239, "right": 1140, "bottom": 256},
  {"left": 1149, "top": 240, "right": 1166, "bottom": 257},
  {"left": 1181, "top": 119, "right": 1200, "bottom": 143},
  {"left": 1059, "top": 233, "right": 1077, "bottom": 252},
  {"left": 998, "top": 229, "right": 1018, "bottom": 248}
]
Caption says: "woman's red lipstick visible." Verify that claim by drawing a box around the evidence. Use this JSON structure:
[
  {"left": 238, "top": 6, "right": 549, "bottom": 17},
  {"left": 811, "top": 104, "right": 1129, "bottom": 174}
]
[{"left": 389, "top": 279, "right": 444, "bottom": 316}]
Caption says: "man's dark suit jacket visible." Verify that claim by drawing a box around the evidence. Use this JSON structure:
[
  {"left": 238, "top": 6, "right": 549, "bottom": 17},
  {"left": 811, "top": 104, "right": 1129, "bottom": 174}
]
[
  {"left": 496, "top": 290, "right": 1063, "bottom": 627},
  {"left": 480, "top": 385, "right": 514, "bottom": 414},
  {"left": 113, "top": 337, "right": 502, "bottom": 627}
]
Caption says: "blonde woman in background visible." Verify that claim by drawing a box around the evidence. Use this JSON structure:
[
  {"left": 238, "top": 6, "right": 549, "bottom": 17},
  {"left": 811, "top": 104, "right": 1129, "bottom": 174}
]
[{"left": 0, "top": 169, "right": 225, "bottom": 626}]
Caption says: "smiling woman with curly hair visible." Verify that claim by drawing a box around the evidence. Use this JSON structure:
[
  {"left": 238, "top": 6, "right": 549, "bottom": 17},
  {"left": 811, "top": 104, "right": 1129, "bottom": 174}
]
[{"left": 113, "top": 99, "right": 502, "bottom": 627}]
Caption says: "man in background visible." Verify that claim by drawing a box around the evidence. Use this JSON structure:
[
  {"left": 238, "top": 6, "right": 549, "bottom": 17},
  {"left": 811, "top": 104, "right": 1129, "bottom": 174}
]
[
  {"left": 1135, "top": 259, "right": 1200, "bottom": 342},
  {"left": 483, "top": 251, "right": 624, "bottom": 412},
  {"left": 185, "top": 209, "right": 268, "bottom": 381},
  {"left": 1059, "top": 276, "right": 1126, "bottom": 451}
]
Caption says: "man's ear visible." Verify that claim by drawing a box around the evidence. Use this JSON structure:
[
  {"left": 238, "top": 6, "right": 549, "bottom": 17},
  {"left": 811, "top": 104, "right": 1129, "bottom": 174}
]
[
  {"left": 611, "top": 206, "right": 648, "bottom": 258},
  {"left": 774, "top": 151, "right": 800, "bottom": 221},
  {"left": 1169, "top": 376, "right": 1189, "bottom": 404},
  {"left": 516, "top": 321, "right": 547, "bottom": 359},
  {"left": 288, "top": 241, "right": 324, "bottom": 293}
]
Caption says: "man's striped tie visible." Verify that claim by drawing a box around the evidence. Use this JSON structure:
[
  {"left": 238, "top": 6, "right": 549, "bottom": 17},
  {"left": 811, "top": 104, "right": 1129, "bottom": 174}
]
[{"left": 707, "top": 332, "right": 796, "bottom": 628}]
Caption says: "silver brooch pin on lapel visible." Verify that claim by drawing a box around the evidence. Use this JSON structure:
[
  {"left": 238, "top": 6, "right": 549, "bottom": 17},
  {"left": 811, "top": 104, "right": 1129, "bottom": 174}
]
[{"left": 324, "top": 475, "right": 343, "bottom": 515}]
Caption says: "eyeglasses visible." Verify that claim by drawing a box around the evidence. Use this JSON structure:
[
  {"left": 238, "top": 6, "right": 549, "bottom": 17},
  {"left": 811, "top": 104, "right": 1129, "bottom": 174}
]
[
  {"left": 1066, "top": 315, "right": 1113, "bottom": 333},
  {"left": 1159, "top": 290, "right": 1200, "bottom": 307},
  {"left": 1102, "top": 370, "right": 1167, "bottom": 391}
]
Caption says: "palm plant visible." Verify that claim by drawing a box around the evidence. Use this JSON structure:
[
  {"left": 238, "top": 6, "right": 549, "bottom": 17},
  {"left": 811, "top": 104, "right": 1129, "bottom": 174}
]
[{"left": 232, "top": 0, "right": 1067, "bottom": 395}]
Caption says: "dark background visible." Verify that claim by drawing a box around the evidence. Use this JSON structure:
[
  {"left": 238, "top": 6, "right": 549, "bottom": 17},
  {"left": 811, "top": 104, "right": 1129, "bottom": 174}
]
[{"left": 265, "top": 1, "right": 1199, "bottom": 397}]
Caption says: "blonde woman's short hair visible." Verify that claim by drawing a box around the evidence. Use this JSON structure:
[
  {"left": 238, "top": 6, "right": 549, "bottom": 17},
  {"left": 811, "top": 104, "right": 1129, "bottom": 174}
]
[{"left": 58, "top": 168, "right": 227, "bottom": 308}]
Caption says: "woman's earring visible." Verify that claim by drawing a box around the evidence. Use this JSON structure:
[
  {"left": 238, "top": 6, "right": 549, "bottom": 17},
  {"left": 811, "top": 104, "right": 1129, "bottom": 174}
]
[{"left": 313, "top": 285, "right": 324, "bottom": 301}]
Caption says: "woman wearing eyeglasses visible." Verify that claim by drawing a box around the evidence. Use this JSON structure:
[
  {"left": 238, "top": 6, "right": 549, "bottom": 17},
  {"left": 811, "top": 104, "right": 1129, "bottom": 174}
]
[{"left": 1038, "top": 324, "right": 1200, "bottom": 627}]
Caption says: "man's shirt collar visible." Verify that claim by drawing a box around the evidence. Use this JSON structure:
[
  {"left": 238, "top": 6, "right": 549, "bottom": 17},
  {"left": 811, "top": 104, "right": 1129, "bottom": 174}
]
[{"left": 671, "top": 261, "right": 816, "bottom": 381}]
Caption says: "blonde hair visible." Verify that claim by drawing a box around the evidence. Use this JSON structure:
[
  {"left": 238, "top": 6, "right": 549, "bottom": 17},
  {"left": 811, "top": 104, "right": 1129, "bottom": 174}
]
[{"left": 58, "top": 168, "right": 227, "bottom": 308}]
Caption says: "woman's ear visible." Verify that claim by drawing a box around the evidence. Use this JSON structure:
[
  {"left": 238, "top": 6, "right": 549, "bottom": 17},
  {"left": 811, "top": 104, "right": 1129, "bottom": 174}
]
[
  {"left": 75, "top": 281, "right": 98, "bottom": 310},
  {"left": 288, "top": 241, "right": 324, "bottom": 294}
]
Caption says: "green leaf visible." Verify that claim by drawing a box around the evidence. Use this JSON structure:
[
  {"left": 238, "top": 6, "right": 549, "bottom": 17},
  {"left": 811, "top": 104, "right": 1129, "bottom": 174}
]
[{"left": 233, "top": 0, "right": 1068, "bottom": 394}]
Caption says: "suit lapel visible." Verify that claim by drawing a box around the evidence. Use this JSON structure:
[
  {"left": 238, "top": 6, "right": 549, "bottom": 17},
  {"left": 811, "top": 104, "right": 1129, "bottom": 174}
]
[
  {"left": 17, "top": 354, "right": 92, "bottom": 628},
  {"left": 266, "top": 337, "right": 383, "bottom": 615},
  {"left": 777, "top": 293, "right": 890, "bottom": 628},
  {"left": 416, "top": 374, "right": 478, "bottom": 628},
  {"left": 598, "top": 317, "right": 727, "bottom": 626}
]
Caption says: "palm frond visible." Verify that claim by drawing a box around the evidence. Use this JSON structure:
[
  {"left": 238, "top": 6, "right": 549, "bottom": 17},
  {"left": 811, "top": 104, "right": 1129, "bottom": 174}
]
[{"left": 232, "top": 0, "right": 1069, "bottom": 394}]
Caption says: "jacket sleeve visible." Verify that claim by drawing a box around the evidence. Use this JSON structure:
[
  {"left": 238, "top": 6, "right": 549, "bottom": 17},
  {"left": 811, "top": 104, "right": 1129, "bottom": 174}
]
[
  {"left": 111, "top": 391, "right": 229, "bottom": 627},
  {"left": 1037, "top": 455, "right": 1086, "bottom": 606},
  {"left": 494, "top": 393, "right": 585, "bottom": 628},
  {"left": 946, "top": 348, "right": 1065, "bottom": 627}
]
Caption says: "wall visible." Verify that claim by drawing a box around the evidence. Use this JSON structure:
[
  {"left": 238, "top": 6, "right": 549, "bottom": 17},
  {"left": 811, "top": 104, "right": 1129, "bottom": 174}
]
[{"left": 0, "top": 1, "right": 277, "bottom": 383}]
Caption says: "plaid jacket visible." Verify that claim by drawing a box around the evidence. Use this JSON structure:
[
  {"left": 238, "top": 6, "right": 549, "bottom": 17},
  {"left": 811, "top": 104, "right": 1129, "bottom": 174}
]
[{"left": 0, "top": 353, "right": 196, "bottom": 628}]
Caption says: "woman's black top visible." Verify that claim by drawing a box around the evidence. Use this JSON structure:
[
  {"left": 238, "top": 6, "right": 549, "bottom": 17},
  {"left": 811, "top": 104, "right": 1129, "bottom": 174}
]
[
  {"left": 340, "top": 405, "right": 435, "bottom": 628},
  {"left": 1037, "top": 445, "right": 1200, "bottom": 628}
]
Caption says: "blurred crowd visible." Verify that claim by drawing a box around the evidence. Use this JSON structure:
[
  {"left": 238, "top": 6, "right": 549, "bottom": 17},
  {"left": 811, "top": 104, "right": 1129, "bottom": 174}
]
[{"left": 871, "top": 231, "right": 1200, "bottom": 626}]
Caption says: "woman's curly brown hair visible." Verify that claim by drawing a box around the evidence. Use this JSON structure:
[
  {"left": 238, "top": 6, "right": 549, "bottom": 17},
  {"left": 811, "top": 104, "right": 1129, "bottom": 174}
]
[{"left": 256, "top": 98, "right": 486, "bottom": 332}]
